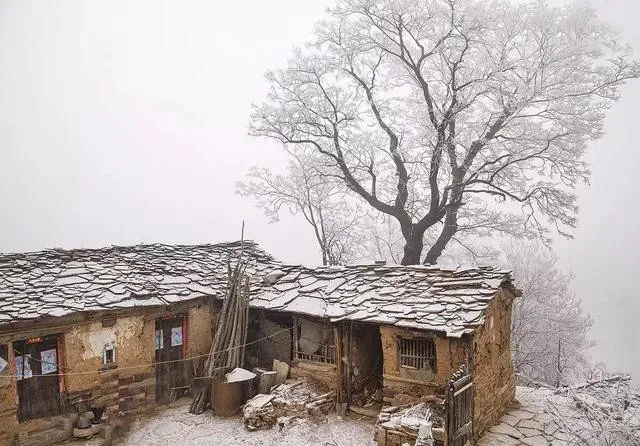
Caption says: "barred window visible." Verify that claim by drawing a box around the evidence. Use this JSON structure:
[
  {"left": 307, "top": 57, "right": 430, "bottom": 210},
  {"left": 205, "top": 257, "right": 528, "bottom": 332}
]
[{"left": 399, "top": 338, "right": 436, "bottom": 371}]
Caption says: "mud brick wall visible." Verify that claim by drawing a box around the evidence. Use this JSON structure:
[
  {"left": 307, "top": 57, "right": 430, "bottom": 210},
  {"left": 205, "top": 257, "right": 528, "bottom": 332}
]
[
  {"left": 62, "top": 314, "right": 156, "bottom": 419},
  {"left": 380, "top": 326, "right": 467, "bottom": 399},
  {"left": 245, "top": 309, "right": 293, "bottom": 371},
  {"left": 0, "top": 341, "right": 18, "bottom": 445},
  {"left": 290, "top": 361, "right": 338, "bottom": 391},
  {"left": 472, "top": 289, "right": 516, "bottom": 438}
]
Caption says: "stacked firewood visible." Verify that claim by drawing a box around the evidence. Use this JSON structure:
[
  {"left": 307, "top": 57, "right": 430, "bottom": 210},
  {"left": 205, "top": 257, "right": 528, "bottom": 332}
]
[
  {"left": 189, "top": 257, "right": 251, "bottom": 414},
  {"left": 243, "top": 381, "right": 336, "bottom": 431}
]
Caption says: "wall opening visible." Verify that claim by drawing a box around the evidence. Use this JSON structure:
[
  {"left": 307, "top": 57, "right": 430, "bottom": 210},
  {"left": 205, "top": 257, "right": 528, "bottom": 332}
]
[
  {"left": 245, "top": 309, "right": 293, "bottom": 370},
  {"left": 348, "top": 323, "right": 383, "bottom": 408},
  {"left": 14, "top": 334, "right": 64, "bottom": 422},
  {"left": 294, "top": 318, "right": 335, "bottom": 364},
  {"left": 155, "top": 315, "right": 187, "bottom": 404}
]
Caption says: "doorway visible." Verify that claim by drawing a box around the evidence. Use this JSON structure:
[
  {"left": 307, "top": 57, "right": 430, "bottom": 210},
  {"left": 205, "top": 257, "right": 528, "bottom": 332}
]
[
  {"left": 155, "top": 315, "right": 187, "bottom": 404},
  {"left": 14, "top": 334, "right": 63, "bottom": 422}
]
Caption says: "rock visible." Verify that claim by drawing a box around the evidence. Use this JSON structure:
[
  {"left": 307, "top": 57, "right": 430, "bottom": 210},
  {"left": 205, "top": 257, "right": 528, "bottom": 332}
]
[
  {"left": 489, "top": 423, "right": 523, "bottom": 439},
  {"left": 518, "top": 418, "right": 544, "bottom": 430},
  {"left": 273, "top": 359, "right": 289, "bottom": 385},
  {"left": 521, "top": 435, "right": 550, "bottom": 446},
  {"left": 518, "top": 427, "right": 544, "bottom": 437},
  {"left": 476, "top": 432, "right": 520, "bottom": 446}
]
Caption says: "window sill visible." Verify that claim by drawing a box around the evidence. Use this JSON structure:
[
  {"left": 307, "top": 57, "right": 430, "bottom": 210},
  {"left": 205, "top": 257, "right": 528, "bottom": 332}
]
[{"left": 99, "top": 363, "right": 118, "bottom": 373}]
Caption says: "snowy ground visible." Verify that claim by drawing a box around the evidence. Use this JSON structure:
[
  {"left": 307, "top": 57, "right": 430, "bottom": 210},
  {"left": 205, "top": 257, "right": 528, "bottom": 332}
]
[
  {"left": 478, "top": 386, "right": 639, "bottom": 446},
  {"left": 119, "top": 400, "right": 376, "bottom": 446}
]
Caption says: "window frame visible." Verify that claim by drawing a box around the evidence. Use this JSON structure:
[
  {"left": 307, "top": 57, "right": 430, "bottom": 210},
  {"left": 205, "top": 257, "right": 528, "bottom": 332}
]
[
  {"left": 292, "top": 317, "right": 336, "bottom": 365},
  {"left": 103, "top": 345, "right": 116, "bottom": 365},
  {"left": 398, "top": 336, "right": 436, "bottom": 372}
]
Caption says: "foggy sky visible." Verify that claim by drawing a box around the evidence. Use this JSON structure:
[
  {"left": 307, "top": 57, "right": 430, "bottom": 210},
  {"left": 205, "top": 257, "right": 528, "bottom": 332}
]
[{"left": 1, "top": 0, "right": 638, "bottom": 382}]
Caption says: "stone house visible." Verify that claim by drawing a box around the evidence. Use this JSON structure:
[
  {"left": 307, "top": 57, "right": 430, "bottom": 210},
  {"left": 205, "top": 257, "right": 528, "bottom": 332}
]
[
  {"left": 0, "top": 242, "right": 275, "bottom": 445},
  {"left": 246, "top": 263, "right": 519, "bottom": 442},
  {"left": 0, "top": 241, "right": 518, "bottom": 445}
]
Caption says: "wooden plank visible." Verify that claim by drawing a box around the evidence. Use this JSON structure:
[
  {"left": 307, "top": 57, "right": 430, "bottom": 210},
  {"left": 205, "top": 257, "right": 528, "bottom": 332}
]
[
  {"left": 453, "top": 421, "right": 473, "bottom": 440},
  {"left": 334, "top": 326, "right": 343, "bottom": 404},
  {"left": 346, "top": 322, "right": 352, "bottom": 406},
  {"left": 453, "top": 381, "right": 473, "bottom": 397}
]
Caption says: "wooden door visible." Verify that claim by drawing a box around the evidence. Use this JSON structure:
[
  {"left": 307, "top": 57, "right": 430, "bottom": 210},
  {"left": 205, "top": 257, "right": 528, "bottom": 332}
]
[
  {"left": 155, "top": 316, "right": 187, "bottom": 404},
  {"left": 14, "top": 335, "right": 62, "bottom": 422}
]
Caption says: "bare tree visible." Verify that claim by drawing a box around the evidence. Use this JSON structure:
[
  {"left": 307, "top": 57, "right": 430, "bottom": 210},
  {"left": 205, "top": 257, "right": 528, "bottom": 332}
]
[
  {"left": 250, "top": 0, "right": 639, "bottom": 265},
  {"left": 237, "top": 153, "right": 364, "bottom": 265},
  {"left": 503, "top": 240, "right": 593, "bottom": 387}
]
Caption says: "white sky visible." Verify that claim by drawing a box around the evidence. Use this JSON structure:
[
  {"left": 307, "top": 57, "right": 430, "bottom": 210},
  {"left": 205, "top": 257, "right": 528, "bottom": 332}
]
[{"left": 0, "top": 0, "right": 638, "bottom": 381}]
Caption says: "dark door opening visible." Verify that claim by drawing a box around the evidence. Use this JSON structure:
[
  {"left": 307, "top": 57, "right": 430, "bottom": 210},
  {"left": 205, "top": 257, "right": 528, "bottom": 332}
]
[
  {"left": 342, "top": 323, "right": 384, "bottom": 409},
  {"left": 155, "top": 315, "right": 187, "bottom": 404},
  {"left": 14, "top": 335, "right": 63, "bottom": 422}
]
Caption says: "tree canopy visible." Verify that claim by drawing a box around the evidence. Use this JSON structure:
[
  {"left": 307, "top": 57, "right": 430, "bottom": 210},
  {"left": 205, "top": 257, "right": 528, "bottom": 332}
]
[{"left": 248, "top": 0, "right": 639, "bottom": 265}]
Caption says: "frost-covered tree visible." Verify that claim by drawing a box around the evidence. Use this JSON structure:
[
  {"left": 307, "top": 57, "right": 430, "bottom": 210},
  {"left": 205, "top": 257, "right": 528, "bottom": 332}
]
[
  {"left": 546, "top": 374, "right": 640, "bottom": 445},
  {"left": 237, "top": 153, "right": 364, "bottom": 265},
  {"left": 250, "top": 0, "right": 639, "bottom": 265},
  {"left": 504, "top": 240, "right": 593, "bottom": 387}
]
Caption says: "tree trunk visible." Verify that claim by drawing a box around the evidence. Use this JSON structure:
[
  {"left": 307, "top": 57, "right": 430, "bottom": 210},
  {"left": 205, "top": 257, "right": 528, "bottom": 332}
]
[
  {"left": 400, "top": 230, "right": 424, "bottom": 265},
  {"left": 423, "top": 209, "right": 458, "bottom": 265}
]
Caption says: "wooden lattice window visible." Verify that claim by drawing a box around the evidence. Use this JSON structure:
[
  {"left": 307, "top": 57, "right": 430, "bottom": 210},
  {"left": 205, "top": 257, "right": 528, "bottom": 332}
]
[{"left": 399, "top": 337, "right": 436, "bottom": 371}]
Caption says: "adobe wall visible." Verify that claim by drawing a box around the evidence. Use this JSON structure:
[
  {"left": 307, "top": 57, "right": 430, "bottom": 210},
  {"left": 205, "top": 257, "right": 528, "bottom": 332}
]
[
  {"left": 0, "top": 342, "right": 18, "bottom": 445},
  {"left": 380, "top": 325, "right": 468, "bottom": 399},
  {"left": 0, "top": 300, "right": 215, "bottom": 445},
  {"left": 472, "top": 289, "right": 516, "bottom": 437},
  {"left": 186, "top": 303, "right": 214, "bottom": 359},
  {"left": 245, "top": 309, "right": 293, "bottom": 371},
  {"left": 290, "top": 361, "right": 338, "bottom": 391},
  {"left": 62, "top": 314, "right": 156, "bottom": 421}
]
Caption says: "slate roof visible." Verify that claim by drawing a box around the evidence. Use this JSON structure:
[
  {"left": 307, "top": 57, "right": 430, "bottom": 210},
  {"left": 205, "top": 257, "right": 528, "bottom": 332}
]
[
  {"left": 252, "top": 264, "right": 515, "bottom": 337},
  {"left": 0, "top": 241, "right": 516, "bottom": 337},
  {"left": 0, "top": 241, "right": 277, "bottom": 325}
]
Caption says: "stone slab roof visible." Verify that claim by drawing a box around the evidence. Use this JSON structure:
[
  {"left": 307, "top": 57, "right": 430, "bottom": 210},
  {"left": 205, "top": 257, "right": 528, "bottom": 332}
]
[
  {"left": 252, "top": 264, "right": 515, "bottom": 337},
  {"left": 0, "top": 241, "right": 277, "bottom": 325},
  {"left": 0, "top": 242, "right": 516, "bottom": 337}
]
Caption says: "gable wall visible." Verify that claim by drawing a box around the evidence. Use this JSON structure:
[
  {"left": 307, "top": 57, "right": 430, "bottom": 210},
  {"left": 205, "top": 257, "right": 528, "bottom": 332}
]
[{"left": 472, "top": 288, "right": 516, "bottom": 438}]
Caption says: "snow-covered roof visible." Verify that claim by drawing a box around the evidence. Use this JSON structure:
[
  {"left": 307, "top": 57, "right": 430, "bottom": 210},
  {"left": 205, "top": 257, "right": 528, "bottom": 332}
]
[
  {"left": 0, "top": 241, "right": 516, "bottom": 337},
  {"left": 252, "top": 264, "right": 515, "bottom": 338},
  {"left": 0, "top": 241, "right": 277, "bottom": 325}
]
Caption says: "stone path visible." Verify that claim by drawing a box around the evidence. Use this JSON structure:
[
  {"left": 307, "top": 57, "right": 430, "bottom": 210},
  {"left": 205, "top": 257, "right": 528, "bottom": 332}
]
[{"left": 477, "top": 388, "right": 572, "bottom": 446}]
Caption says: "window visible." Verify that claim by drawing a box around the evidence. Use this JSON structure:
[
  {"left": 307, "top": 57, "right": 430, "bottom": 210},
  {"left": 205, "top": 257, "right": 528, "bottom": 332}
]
[
  {"left": 294, "top": 318, "right": 336, "bottom": 364},
  {"left": 103, "top": 345, "right": 116, "bottom": 365},
  {"left": 399, "top": 338, "right": 436, "bottom": 371}
]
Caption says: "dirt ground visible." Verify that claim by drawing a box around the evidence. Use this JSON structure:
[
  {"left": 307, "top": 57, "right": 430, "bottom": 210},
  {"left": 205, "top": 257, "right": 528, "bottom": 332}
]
[{"left": 118, "top": 400, "right": 376, "bottom": 446}]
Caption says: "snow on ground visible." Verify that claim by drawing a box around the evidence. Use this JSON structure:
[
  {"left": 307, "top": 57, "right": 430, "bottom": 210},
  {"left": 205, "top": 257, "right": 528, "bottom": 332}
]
[
  {"left": 119, "top": 400, "right": 376, "bottom": 446},
  {"left": 478, "top": 386, "right": 640, "bottom": 446}
]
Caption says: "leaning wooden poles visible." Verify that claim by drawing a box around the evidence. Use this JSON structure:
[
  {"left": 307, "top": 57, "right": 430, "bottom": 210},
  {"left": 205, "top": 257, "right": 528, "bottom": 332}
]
[{"left": 189, "top": 259, "right": 251, "bottom": 414}]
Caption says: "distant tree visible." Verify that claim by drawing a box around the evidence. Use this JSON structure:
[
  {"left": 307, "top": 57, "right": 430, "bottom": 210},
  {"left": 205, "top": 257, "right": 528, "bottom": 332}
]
[
  {"left": 503, "top": 240, "right": 593, "bottom": 387},
  {"left": 249, "top": 0, "right": 639, "bottom": 265},
  {"left": 236, "top": 153, "right": 364, "bottom": 265}
]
